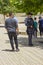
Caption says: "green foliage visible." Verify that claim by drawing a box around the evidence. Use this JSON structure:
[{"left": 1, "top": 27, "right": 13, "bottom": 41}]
[
  {"left": 0, "top": 0, "right": 10, "bottom": 14},
  {"left": 22, "top": 0, "right": 43, "bottom": 14},
  {"left": 0, "top": 0, "right": 43, "bottom": 14}
]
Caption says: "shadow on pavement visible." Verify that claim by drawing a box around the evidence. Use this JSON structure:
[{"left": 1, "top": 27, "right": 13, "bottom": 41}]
[
  {"left": 18, "top": 37, "right": 43, "bottom": 49},
  {"left": 2, "top": 49, "right": 20, "bottom": 52},
  {"left": 5, "top": 36, "right": 43, "bottom": 49},
  {"left": 2, "top": 49, "right": 15, "bottom": 52}
]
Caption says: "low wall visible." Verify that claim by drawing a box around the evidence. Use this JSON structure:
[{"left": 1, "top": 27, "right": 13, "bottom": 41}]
[{"left": 0, "top": 14, "right": 4, "bottom": 24}]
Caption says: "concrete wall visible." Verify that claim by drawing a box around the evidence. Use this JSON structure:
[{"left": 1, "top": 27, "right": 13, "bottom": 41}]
[
  {"left": 0, "top": 14, "right": 4, "bottom": 24},
  {"left": 0, "top": 14, "right": 43, "bottom": 33}
]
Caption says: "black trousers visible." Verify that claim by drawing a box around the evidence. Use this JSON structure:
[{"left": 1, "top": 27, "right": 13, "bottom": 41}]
[
  {"left": 28, "top": 33, "right": 32, "bottom": 45},
  {"left": 8, "top": 32, "right": 18, "bottom": 50},
  {"left": 34, "top": 28, "right": 37, "bottom": 37}
]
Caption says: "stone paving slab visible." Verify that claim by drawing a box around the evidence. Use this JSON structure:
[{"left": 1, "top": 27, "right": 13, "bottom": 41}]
[{"left": 0, "top": 28, "right": 43, "bottom": 65}]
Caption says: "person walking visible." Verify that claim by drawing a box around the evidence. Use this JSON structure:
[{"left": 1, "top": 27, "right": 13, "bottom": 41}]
[
  {"left": 38, "top": 16, "right": 43, "bottom": 36},
  {"left": 34, "top": 17, "right": 37, "bottom": 38},
  {"left": 25, "top": 12, "right": 34, "bottom": 46},
  {"left": 5, "top": 12, "right": 19, "bottom": 51}
]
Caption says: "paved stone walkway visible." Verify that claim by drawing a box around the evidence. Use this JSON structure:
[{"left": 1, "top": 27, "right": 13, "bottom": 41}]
[{"left": 0, "top": 28, "right": 43, "bottom": 65}]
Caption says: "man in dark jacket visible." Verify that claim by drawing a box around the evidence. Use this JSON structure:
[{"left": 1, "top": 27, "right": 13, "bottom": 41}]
[
  {"left": 5, "top": 12, "right": 19, "bottom": 51},
  {"left": 38, "top": 17, "right": 43, "bottom": 36},
  {"left": 25, "top": 12, "right": 34, "bottom": 46}
]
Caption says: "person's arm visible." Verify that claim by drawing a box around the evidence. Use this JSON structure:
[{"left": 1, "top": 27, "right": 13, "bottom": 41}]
[
  {"left": 16, "top": 27, "right": 19, "bottom": 33},
  {"left": 5, "top": 20, "right": 8, "bottom": 29},
  {"left": 5, "top": 20, "right": 8, "bottom": 32},
  {"left": 15, "top": 21, "right": 19, "bottom": 33},
  {"left": 25, "top": 18, "right": 28, "bottom": 26}
]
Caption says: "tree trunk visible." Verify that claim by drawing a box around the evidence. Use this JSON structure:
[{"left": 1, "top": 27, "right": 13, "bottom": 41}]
[{"left": 3, "top": 14, "right": 5, "bottom": 24}]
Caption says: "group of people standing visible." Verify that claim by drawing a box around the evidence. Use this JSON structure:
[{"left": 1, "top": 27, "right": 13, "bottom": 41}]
[
  {"left": 5, "top": 12, "right": 43, "bottom": 51},
  {"left": 25, "top": 12, "right": 43, "bottom": 47}
]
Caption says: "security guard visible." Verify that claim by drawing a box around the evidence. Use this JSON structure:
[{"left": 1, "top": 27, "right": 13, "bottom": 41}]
[{"left": 25, "top": 12, "right": 34, "bottom": 46}]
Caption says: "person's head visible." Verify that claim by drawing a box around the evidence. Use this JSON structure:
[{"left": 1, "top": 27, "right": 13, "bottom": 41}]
[
  {"left": 12, "top": 13, "right": 15, "bottom": 18},
  {"left": 27, "top": 12, "right": 33, "bottom": 18},
  {"left": 34, "top": 17, "right": 36, "bottom": 20},
  {"left": 39, "top": 16, "right": 41, "bottom": 19},
  {"left": 9, "top": 12, "right": 14, "bottom": 18}
]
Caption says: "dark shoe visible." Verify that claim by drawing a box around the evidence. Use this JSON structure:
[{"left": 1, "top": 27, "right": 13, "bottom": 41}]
[{"left": 16, "top": 48, "right": 20, "bottom": 52}]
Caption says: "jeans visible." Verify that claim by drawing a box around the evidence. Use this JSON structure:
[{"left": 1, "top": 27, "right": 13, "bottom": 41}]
[{"left": 8, "top": 32, "right": 18, "bottom": 50}]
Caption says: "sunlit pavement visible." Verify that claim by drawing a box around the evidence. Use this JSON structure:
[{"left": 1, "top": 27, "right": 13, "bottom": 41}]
[{"left": 0, "top": 28, "right": 43, "bottom": 65}]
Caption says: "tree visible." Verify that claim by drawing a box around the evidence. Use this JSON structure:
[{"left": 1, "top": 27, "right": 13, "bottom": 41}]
[
  {"left": 21, "top": 0, "right": 43, "bottom": 14},
  {"left": 0, "top": 0, "right": 43, "bottom": 14},
  {"left": 0, "top": 0, "right": 10, "bottom": 14}
]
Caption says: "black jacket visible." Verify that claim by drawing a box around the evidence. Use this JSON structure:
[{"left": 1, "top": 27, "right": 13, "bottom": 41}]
[{"left": 25, "top": 17, "right": 34, "bottom": 34}]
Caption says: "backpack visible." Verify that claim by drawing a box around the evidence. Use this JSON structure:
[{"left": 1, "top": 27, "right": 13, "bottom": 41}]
[{"left": 34, "top": 21, "right": 37, "bottom": 29}]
